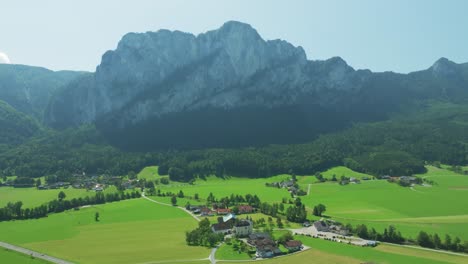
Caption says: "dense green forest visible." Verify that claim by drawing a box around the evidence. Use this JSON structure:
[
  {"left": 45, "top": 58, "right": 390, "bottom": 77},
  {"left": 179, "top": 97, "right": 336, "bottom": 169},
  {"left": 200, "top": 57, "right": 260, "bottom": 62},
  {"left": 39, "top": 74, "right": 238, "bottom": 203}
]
[
  {"left": 1, "top": 102, "right": 467, "bottom": 180},
  {"left": 0, "top": 100, "right": 41, "bottom": 146}
]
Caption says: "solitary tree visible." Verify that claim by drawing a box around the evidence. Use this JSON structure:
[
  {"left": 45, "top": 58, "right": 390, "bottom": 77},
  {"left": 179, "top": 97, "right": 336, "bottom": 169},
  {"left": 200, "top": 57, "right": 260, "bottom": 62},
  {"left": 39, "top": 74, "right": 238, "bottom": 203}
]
[
  {"left": 171, "top": 195, "right": 177, "bottom": 206},
  {"left": 279, "top": 203, "right": 285, "bottom": 213},
  {"left": 312, "top": 204, "right": 326, "bottom": 216},
  {"left": 58, "top": 191, "right": 66, "bottom": 201},
  {"left": 95, "top": 212, "right": 100, "bottom": 222}
]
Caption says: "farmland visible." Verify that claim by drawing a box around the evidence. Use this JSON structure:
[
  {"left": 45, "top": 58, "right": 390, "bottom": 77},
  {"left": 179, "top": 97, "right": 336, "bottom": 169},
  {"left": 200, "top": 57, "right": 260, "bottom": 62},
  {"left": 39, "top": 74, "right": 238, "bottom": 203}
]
[
  {"left": 1, "top": 165, "right": 467, "bottom": 263},
  {"left": 0, "top": 185, "right": 121, "bottom": 208},
  {"left": 215, "top": 233, "right": 468, "bottom": 264},
  {"left": 152, "top": 165, "right": 468, "bottom": 241},
  {"left": 0, "top": 248, "right": 49, "bottom": 264},
  {"left": 0, "top": 199, "right": 210, "bottom": 264}
]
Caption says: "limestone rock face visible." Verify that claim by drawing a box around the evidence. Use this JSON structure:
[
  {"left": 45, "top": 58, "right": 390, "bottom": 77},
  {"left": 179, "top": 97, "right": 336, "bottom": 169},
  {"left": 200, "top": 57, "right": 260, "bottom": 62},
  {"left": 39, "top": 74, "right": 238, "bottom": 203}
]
[
  {"left": 45, "top": 21, "right": 468, "bottom": 150},
  {"left": 46, "top": 21, "right": 366, "bottom": 128}
]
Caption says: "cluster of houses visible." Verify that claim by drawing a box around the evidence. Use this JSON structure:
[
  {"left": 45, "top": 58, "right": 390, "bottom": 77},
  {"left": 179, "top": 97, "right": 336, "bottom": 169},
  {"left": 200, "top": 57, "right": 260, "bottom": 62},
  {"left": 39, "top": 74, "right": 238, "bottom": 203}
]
[
  {"left": 312, "top": 220, "right": 349, "bottom": 236},
  {"left": 36, "top": 173, "right": 138, "bottom": 192},
  {"left": 187, "top": 204, "right": 254, "bottom": 217},
  {"left": 339, "top": 177, "right": 362, "bottom": 185},
  {"left": 209, "top": 213, "right": 303, "bottom": 258},
  {"left": 380, "top": 175, "right": 421, "bottom": 186},
  {"left": 265, "top": 179, "right": 301, "bottom": 195},
  {"left": 186, "top": 202, "right": 304, "bottom": 259},
  {"left": 37, "top": 181, "right": 70, "bottom": 190},
  {"left": 248, "top": 233, "right": 303, "bottom": 258}
]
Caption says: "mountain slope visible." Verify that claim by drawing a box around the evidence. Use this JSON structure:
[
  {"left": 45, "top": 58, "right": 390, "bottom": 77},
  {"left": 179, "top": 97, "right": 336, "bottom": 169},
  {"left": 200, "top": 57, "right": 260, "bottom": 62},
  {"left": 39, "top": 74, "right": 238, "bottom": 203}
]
[
  {"left": 45, "top": 21, "right": 468, "bottom": 150},
  {"left": 0, "top": 64, "right": 85, "bottom": 119},
  {"left": 0, "top": 100, "right": 41, "bottom": 146}
]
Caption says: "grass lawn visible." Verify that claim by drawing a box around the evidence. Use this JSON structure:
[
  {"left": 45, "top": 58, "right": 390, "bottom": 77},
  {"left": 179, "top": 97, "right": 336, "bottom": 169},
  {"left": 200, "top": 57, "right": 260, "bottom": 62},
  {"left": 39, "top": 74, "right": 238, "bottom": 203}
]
[
  {"left": 0, "top": 248, "right": 49, "bottom": 264},
  {"left": 0, "top": 198, "right": 210, "bottom": 264},
  {"left": 299, "top": 166, "right": 468, "bottom": 240},
  {"left": 289, "top": 235, "right": 468, "bottom": 264},
  {"left": 156, "top": 175, "right": 294, "bottom": 205},
  {"left": 0, "top": 187, "right": 90, "bottom": 208},
  {"left": 216, "top": 243, "right": 252, "bottom": 260},
  {"left": 220, "top": 236, "right": 468, "bottom": 264},
  {"left": 137, "top": 166, "right": 170, "bottom": 182},
  {"left": 320, "top": 166, "right": 374, "bottom": 180},
  {"left": 149, "top": 165, "right": 468, "bottom": 241}
]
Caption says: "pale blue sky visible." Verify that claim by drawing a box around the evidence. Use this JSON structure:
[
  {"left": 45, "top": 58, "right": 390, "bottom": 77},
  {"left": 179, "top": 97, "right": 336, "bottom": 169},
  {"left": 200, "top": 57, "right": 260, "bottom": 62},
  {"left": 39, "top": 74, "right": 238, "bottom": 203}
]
[{"left": 1, "top": 0, "right": 467, "bottom": 73}]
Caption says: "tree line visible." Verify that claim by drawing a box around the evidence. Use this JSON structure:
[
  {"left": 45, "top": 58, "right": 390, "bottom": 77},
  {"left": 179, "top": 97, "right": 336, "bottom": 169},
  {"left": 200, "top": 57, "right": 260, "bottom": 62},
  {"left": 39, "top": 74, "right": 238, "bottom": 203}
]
[
  {"left": 0, "top": 190, "right": 141, "bottom": 222},
  {"left": 351, "top": 223, "right": 468, "bottom": 253}
]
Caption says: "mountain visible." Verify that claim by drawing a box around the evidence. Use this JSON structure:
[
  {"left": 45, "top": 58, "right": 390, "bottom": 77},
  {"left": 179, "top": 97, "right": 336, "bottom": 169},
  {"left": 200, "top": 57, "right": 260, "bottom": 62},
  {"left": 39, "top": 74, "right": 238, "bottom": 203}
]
[
  {"left": 45, "top": 21, "right": 468, "bottom": 150},
  {"left": 0, "top": 100, "right": 41, "bottom": 146},
  {"left": 0, "top": 64, "right": 85, "bottom": 119}
]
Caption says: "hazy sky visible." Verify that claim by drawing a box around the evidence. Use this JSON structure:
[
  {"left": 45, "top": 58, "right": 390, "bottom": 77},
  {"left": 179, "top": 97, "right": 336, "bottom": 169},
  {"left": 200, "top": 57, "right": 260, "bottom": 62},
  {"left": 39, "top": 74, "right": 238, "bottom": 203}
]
[{"left": 1, "top": 0, "right": 467, "bottom": 73}]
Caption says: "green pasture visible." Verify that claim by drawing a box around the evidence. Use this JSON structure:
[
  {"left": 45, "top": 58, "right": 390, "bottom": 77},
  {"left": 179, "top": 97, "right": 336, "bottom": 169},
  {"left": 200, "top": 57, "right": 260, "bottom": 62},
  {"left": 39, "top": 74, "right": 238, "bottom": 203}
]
[
  {"left": 137, "top": 165, "right": 170, "bottom": 181},
  {"left": 0, "top": 187, "right": 91, "bottom": 208},
  {"left": 152, "top": 165, "right": 468, "bottom": 241},
  {"left": 0, "top": 198, "right": 210, "bottom": 264},
  {"left": 0, "top": 248, "right": 49, "bottom": 264},
  {"left": 320, "top": 166, "right": 374, "bottom": 180},
  {"left": 218, "top": 235, "right": 467, "bottom": 264},
  {"left": 300, "top": 166, "right": 468, "bottom": 240}
]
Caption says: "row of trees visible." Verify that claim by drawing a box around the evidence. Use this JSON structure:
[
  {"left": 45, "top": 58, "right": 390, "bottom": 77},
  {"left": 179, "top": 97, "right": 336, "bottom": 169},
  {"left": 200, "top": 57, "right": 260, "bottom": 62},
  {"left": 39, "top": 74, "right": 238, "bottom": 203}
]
[
  {"left": 417, "top": 231, "right": 468, "bottom": 253},
  {"left": 0, "top": 190, "right": 141, "bottom": 222},
  {"left": 352, "top": 224, "right": 404, "bottom": 244},
  {"left": 352, "top": 223, "right": 468, "bottom": 253}
]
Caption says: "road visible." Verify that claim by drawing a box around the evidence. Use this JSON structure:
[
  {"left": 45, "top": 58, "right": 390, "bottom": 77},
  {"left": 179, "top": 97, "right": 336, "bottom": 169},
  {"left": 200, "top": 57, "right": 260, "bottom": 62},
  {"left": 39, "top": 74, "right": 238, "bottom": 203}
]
[
  {"left": 209, "top": 246, "right": 218, "bottom": 264},
  {"left": 142, "top": 192, "right": 201, "bottom": 222},
  {"left": 0, "top": 241, "right": 74, "bottom": 264}
]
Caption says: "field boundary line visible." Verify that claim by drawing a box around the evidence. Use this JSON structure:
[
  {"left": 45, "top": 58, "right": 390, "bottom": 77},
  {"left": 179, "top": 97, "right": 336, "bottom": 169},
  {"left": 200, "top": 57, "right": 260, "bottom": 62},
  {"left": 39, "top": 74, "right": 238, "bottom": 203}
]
[
  {"left": 381, "top": 242, "right": 468, "bottom": 257},
  {"left": 142, "top": 193, "right": 201, "bottom": 222},
  {"left": 0, "top": 241, "right": 74, "bottom": 264}
]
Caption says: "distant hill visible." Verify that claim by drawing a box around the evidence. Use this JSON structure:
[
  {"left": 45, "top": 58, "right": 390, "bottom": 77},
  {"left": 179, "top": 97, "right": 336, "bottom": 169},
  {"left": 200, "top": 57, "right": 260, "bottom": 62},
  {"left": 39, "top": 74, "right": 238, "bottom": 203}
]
[
  {"left": 0, "top": 100, "right": 41, "bottom": 146},
  {"left": 0, "top": 64, "right": 85, "bottom": 119},
  {"left": 44, "top": 21, "right": 468, "bottom": 150}
]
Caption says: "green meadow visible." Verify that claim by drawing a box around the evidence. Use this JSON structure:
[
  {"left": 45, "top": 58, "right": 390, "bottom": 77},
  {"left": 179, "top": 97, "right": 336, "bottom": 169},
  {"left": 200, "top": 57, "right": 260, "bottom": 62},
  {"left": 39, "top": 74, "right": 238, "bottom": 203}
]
[
  {"left": 216, "top": 234, "right": 468, "bottom": 264},
  {"left": 0, "top": 187, "right": 90, "bottom": 208},
  {"left": 1, "top": 165, "right": 467, "bottom": 263},
  {"left": 0, "top": 186, "right": 121, "bottom": 208},
  {"left": 152, "top": 165, "right": 468, "bottom": 241},
  {"left": 0, "top": 198, "right": 210, "bottom": 264},
  {"left": 0, "top": 248, "right": 49, "bottom": 264},
  {"left": 156, "top": 174, "right": 294, "bottom": 204}
]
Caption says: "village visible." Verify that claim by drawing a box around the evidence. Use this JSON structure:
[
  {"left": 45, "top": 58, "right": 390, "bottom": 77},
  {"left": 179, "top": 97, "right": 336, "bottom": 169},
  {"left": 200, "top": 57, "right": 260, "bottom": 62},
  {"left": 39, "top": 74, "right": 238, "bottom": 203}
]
[{"left": 184, "top": 200, "right": 377, "bottom": 260}]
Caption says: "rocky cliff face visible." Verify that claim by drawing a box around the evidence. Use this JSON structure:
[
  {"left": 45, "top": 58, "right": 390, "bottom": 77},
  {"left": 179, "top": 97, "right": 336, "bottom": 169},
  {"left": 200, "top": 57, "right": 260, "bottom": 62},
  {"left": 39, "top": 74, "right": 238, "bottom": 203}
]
[
  {"left": 45, "top": 21, "right": 468, "bottom": 150},
  {"left": 46, "top": 21, "right": 363, "bottom": 127}
]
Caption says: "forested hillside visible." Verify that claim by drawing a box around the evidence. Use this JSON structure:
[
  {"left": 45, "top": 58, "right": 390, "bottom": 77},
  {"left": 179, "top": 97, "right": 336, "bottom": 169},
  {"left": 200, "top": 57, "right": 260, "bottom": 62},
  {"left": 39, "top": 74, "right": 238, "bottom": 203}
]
[
  {"left": 2, "top": 102, "right": 467, "bottom": 180},
  {"left": 0, "top": 100, "right": 41, "bottom": 147}
]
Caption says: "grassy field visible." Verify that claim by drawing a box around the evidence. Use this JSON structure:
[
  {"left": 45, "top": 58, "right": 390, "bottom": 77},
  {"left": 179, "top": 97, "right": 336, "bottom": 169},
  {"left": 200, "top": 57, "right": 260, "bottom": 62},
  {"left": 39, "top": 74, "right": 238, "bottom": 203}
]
[
  {"left": 156, "top": 175, "right": 294, "bottom": 204},
  {"left": 0, "top": 185, "right": 123, "bottom": 208},
  {"left": 216, "top": 243, "right": 252, "bottom": 260},
  {"left": 300, "top": 166, "right": 468, "bottom": 240},
  {"left": 0, "top": 187, "right": 91, "bottom": 208},
  {"left": 137, "top": 166, "right": 169, "bottom": 182},
  {"left": 152, "top": 165, "right": 468, "bottom": 241},
  {"left": 0, "top": 248, "right": 49, "bottom": 264},
  {"left": 320, "top": 166, "right": 374, "bottom": 180},
  {"left": 218, "top": 235, "right": 467, "bottom": 264},
  {"left": 0, "top": 198, "right": 210, "bottom": 264}
]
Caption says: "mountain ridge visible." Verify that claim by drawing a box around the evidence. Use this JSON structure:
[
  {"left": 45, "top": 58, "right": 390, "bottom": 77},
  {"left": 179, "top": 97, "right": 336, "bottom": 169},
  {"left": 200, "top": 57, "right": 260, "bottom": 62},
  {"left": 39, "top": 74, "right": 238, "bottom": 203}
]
[{"left": 40, "top": 21, "right": 468, "bottom": 150}]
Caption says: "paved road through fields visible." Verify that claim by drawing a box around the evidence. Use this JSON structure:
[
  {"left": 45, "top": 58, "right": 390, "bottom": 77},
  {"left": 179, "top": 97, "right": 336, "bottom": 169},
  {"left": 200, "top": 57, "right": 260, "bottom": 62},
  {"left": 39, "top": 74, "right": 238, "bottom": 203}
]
[{"left": 0, "top": 241, "right": 74, "bottom": 264}]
